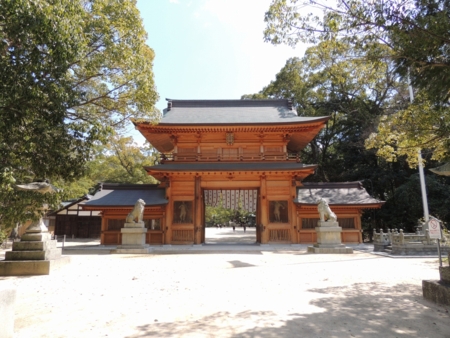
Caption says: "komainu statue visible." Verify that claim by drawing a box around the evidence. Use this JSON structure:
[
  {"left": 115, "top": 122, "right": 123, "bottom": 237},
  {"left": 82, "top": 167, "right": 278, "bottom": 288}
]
[
  {"left": 126, "top": 199, "right": 146, "bottom": 223},
  {"left": 317, "top": 198, "right": 337, "bottom": 222}
]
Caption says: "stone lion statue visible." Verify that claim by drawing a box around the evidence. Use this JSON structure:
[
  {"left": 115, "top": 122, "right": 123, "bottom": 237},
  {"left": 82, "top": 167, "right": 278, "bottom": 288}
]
[
  {"left": 126, "top": 199, "right": 145, "bottom": 223},
  {"left": 317, "top": 198, "right": 337, "bottom": 222}
]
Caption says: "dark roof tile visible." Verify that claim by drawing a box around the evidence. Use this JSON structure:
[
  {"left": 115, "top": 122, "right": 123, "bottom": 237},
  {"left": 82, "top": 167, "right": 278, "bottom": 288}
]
[
  {"left": 158, "top": 99, "right": 328, "bottom": 125},
  {"left": 84, "top": 185, "right": 167, "bottom": 207},
  {"left": 296, "top": 181, "right": 384, "bottom": 206}
]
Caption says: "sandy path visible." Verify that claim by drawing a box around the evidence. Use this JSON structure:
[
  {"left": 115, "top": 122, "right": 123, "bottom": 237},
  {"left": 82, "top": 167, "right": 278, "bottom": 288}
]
[{"left": 1, "top": 244, "right": 449, "bottom": 338}]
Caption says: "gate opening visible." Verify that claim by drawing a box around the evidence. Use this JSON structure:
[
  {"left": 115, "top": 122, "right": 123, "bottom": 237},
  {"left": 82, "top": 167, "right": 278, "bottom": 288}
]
[{"left": 203, "top": 189, "right": 259, "bottom": 244}]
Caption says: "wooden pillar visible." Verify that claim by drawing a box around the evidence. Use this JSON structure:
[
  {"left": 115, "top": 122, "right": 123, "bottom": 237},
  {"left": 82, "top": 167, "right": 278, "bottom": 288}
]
[
  {"left": 260, "top": 175, "right": 268, "bottom": 244},
  {"left": 256, "top": 189, "right": 261, "bottom": 243},
  {"left": 201, "top": 192, "right": 206, "bottom": 244},
  {"left": 161, "top": 211, "right": 166, "bottom": 244},
  {"left": 164, "top": 181, "right": 173, "bottom": 244},
  {"left": 290, "top": 178, "right": 298, "bottom": 243},
  {"left": 100, "top": 216, "right": 107, "bottom": 245},
  {"left": 357, "top": 211, "right": 363, "bottom": 243},
  {"left": 194, "top": 175, "right": 202, "bottom": 244}
]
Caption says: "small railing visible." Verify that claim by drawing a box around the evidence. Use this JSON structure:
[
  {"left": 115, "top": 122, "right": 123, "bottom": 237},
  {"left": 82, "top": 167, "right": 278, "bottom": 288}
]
[{"left": 159, "top": 152, "right": 301, "bottom": 163}]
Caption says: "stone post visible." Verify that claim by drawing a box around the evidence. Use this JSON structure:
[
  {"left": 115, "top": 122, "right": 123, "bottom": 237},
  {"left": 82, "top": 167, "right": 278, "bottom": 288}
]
[
  {"left": 307, "top": 220, "right": 353, "bottom": 254},
  {"left": 112, "top": 199, "right": 151, "bottom": 254},
  {"left": 423, "top": 253, "right": 450, "bottom": 305},
  {"left": 307, "top": 198, "right": 353, "bottom": 254},
  {"left": 112, "top": 221, "right": 150, "bottom": 254}
]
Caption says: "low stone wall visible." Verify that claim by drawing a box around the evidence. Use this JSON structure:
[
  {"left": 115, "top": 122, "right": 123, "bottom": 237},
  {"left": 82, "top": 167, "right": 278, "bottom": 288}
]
[
  {"left": 373, "top": 229, "right": 450, "bottom": 255},
  {"left": 391, "top": 243, "right": 450, "bottom": 256}
]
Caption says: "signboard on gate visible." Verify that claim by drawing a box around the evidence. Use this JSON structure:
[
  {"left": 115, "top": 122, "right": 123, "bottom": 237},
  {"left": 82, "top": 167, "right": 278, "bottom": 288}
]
[{"left": 428, "top": 217, "right": 442, "bottom": 239}]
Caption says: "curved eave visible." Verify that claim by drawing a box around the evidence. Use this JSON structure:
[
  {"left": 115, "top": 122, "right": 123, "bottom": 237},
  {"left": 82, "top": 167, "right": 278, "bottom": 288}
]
[
  {"left": 134, "top": 118, "right": 329, "bottom": 153},
  {"left": 144, "top": 163, "right": 317, "bottom": 172},
  {"left": 133, "top": 116, "right": 330, "bottom": 128},
  {"left": 144, "top": 163, "right": 317, "bottom": 180}
]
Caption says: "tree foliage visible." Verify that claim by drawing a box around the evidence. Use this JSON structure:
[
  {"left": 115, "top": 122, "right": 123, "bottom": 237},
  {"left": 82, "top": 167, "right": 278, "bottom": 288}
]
[
  {"left": 264, "top": 0, "right": 450, "bottom": 164},
  {"left": 365, "top": 91, "right": 450, "bottom": 166},
  {"left": 87, "top": 136, "right": 158, "bottom": 185},
  {"left": 244, "top": 39, "right": 408, "bottom": 185},
  {"left": 52, "top": 136, "right": 158, "bottom": 201},
  {"left": 0, "top": 0, "right": 158, "bottom": 232},
  {"left": 376, "top": 174, "right": 450, "bottom": 231}
]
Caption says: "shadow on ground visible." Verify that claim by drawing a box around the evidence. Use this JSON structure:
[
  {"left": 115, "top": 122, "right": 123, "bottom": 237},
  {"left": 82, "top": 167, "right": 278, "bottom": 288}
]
[{"left": 127, "top": 283, "right": 449, "bottom": 338}]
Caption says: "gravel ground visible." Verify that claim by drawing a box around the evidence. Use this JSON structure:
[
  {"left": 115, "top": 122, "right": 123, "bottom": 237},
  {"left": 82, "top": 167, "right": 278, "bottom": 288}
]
[{"left": 1, "top": 228, "right": 449, "bottom": 338}]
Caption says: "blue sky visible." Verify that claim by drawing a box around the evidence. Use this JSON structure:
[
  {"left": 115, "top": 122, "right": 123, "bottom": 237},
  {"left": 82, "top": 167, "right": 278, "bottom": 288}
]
[{"left": 127, "top": 0, "right": 307, "bottom": 143}]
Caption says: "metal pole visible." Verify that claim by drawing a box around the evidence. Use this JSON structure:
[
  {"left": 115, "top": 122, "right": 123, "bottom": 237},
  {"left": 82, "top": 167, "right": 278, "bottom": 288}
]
[
  {"left": 63, "top": 234, "right": 66, "bottom": 248},
  {"left": 418, "top": 150, "right": 430, "bottom": 224},
  {"left": 409, "top": 72, "right": 430, "bottom": 226}
]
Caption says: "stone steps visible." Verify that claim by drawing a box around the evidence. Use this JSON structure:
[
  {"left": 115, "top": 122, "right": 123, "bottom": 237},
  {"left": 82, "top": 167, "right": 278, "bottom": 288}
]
[
  {"left": 5, "top": 247, "right": 62, "bottom": 261},
  {"left": 1, "top": 232, "right": 69, "bottom": 276},
  {"left": 13, "top": 240, "right": 57, "bottom": 251}
]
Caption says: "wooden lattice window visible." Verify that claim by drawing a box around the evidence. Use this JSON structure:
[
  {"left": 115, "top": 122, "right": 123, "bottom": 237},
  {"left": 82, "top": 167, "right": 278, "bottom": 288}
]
[
  {"left": 301, "top": 218, "right": 320, "bottom": 229},
  {"left": 269, "top": 229, "right": 291, "bottom": 242},
  {"left": 172, "top": 230, "right": 194, "bottom": 242},
  {"left": 107, "top": 219, "right": 123, "bottom": 231},
  {"left": 339, "top": 218, "right": 355, "bottom": 229},
  {"left": 301, "top": 217, "right": 355, "bottom": 229}
]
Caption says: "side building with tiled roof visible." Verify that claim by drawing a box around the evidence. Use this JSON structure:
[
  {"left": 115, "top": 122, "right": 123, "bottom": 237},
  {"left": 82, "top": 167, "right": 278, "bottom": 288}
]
[{"left": 295, "top": 182, "right": 384, "bottom": 243}]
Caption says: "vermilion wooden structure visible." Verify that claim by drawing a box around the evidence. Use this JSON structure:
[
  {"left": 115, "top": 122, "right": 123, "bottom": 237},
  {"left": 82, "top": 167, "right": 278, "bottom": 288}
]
[{"left": 84, "top": 99, "right": 383, "bottom": 245}]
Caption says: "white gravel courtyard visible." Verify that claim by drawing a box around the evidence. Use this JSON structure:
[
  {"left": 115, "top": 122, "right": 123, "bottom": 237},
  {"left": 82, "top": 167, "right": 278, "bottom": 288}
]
[{"left": 1, "top": 228, "right": 449, "bottom": 338}]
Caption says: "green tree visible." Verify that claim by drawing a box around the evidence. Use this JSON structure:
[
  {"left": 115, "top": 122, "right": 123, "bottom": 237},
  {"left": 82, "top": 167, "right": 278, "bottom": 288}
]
[
  {"left": 264, "top": 0, "right": 450, "bottom": 98},
  {"left": 243, "top": 37, "right": 435, "bottom": 232},
  {"left": 88, "top": 136, "right": 158, "bottom": 185},
  {"left": 53, "top": 135, "right": 159, "bottom": 200},
  {"left": 264, "top": 0, "right": 450, "bottom": 164},
  {"left": 376, "top": 173, "right": 450, "bottom": 231},
  {"left": 0, "top": 0, "right": 158, "bottom": 233},
  {"left": 243, "top": 40, "right": 408, "bottom": 185}
]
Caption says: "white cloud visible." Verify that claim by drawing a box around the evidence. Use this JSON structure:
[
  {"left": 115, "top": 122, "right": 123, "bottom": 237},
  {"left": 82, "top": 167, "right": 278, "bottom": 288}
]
[{"left": 169, "top": 0, "right": 180, "bottom": 4}]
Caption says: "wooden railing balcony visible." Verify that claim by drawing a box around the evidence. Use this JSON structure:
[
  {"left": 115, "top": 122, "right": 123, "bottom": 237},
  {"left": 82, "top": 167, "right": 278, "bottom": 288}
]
[{"left": 159, "top": 152, "right": 301, "bottom": 163}]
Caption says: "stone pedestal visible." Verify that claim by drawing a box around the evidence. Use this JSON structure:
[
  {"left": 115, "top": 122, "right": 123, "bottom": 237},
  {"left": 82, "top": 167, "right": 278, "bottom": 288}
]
[
  {"left": 111, "top": 221, "right": 151, "bottom": 254},
  {"left": 0, "top": 219, "right": 70, "bottom": 276},
  {"left": 307, "top": 221, "right": 353, "bottom": 254},
  {"left": 423, "top": 253, "right": 450, "bottom": 305}
]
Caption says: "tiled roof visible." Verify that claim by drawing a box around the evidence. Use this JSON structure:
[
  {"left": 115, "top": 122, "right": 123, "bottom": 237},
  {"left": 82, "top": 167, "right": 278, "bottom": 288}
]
[
  {"left": 296, "top": 181, "right": 384, "bottom": 206},
  {"left": 430, "top": 162, "right": 450, "bottom": 176},
  {"left": 158, "top": 99, "right": 329, "bottom": 125},
  {"left": 84, "top": 184, "right": 167, "bottom": 207},
  {"left": 48, "top": 195, "right": 91, "bottom": 216}
]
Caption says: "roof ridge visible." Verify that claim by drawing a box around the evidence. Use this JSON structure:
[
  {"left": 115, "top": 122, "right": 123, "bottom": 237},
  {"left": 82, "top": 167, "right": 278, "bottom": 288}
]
[
  {"left": 100, "top": 183, "right": 161, "bottom": 190},
  {"left": 300, "top": 181, "right": 363, "bottom": 189},
  {"left": 165, "top": 98, "right": 292, "bottom": 109}
]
